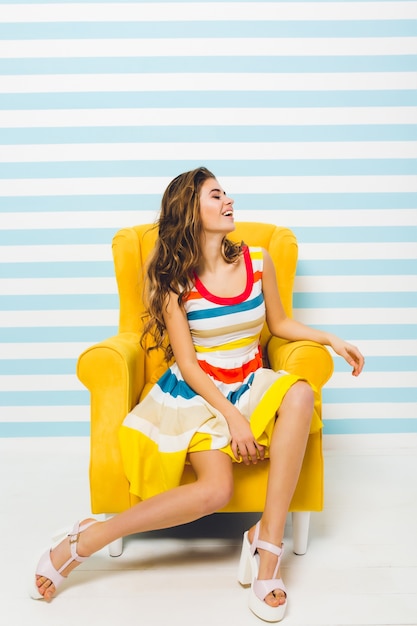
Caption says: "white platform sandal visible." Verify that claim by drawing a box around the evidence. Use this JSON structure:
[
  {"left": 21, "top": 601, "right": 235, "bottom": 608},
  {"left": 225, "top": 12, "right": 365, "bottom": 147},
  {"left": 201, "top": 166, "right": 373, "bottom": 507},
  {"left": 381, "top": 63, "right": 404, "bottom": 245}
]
[
  {"left": 30, "top": 519, "right": 97, "bottom": 600},
  {"left": 238, "top": 520, "right": 287, "bottom": 622}
]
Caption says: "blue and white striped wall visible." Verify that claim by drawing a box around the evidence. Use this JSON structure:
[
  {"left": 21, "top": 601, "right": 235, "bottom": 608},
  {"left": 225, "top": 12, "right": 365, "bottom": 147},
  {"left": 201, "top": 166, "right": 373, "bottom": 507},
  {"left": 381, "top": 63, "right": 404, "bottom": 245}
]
[{"left": 1, "top": 0, "right": 416, "bottom": 438}]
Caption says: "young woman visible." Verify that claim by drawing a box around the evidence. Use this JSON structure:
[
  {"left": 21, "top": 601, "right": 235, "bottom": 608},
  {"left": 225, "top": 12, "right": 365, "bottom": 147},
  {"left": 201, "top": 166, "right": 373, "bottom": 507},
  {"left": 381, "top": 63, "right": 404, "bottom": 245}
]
[{"left": 32, "top": 167, "right": 364, "bottom": 622}]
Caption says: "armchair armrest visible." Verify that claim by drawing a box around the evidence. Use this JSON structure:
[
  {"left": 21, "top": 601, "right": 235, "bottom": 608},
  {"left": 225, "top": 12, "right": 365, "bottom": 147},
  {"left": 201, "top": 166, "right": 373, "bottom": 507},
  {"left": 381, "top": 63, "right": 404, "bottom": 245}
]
[
  {"left": 77, "top": 332, "right": 144, "bottom": 412},
  {"left": 267, "top": 338, "right": 334, "bottom": 389},
  {"left": 77, "top": 332, "right": 144, "bottom": 513}
]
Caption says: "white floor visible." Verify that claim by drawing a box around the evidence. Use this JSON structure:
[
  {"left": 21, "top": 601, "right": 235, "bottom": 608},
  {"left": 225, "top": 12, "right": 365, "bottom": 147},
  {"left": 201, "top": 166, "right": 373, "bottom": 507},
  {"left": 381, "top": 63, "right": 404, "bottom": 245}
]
[{"left": 2, "top": 434, "right": 417, "bottom": 626}]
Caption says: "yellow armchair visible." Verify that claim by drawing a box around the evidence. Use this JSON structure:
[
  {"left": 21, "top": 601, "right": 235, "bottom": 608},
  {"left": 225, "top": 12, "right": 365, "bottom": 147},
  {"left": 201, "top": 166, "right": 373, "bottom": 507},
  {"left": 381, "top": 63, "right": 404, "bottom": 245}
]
[{"left": 77, "top": 222, "right": 334, "bottom": 556}]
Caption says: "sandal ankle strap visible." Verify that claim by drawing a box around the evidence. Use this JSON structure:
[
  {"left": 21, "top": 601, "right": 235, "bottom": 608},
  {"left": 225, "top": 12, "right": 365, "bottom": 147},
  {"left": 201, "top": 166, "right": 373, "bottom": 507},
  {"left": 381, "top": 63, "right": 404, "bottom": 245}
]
[
  {"left": 68, "top": 520, "right": 97, "bottom": 563},
  {"left": 250, "top": 521, "right": 284, "bottom": 559}
]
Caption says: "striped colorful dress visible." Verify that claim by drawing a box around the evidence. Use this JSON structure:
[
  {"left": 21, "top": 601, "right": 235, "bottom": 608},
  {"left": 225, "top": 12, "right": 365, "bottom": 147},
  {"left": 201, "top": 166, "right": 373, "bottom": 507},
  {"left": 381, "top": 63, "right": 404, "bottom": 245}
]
[{"left": 119, "top": 245, "right": 304, "bottom": 500}]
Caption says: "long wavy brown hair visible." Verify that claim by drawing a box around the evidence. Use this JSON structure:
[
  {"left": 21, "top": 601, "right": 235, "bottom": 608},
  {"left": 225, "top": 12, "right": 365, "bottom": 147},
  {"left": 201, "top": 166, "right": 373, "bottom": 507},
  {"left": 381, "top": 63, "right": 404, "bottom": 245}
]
[{"left": 142, "top": 166, "right": 243, "bottom": 361}]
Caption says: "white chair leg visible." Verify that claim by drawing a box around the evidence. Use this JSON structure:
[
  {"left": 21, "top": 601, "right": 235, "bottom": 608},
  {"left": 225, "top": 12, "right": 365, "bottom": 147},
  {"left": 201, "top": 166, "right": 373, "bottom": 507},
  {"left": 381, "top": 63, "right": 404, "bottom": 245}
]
[
  {"left": 108, "top": 537, "right": 123, "bottom": 557},
  {"left": 105, "top": 514, "right": 124, "bottom": 557},
  {"left": 291, "top": 511, "right": 310, "bottom": 555}
]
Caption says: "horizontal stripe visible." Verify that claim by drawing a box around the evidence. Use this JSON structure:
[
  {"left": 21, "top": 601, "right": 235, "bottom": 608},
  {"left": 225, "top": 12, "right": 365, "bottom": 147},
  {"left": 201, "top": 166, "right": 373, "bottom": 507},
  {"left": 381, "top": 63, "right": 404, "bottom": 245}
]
[
  {"left": 4, "top": 302, "right": 417, "bottom": 330},
  {"left": 1, "top": 338, "right": 416, "bottom": 360},
  {"left": 187, "top": 293, "right": 264, "bottom": 321},
  {"left": 296, "top": 309, "right": 417, "bottom": 325},
  {"left": 124, "top": 411, "right": 218, "bottom": 453},
  {"left": 324, "top": 402, "right": 417, "bottom": 419},
  {"left": 1, "top": 275, "right": 416, "bottom": 297},
  {"left": 4, "top": 272, "right": 417, "bottom": 295},
  {"left": 0, "top": 421, "right": 90, "bottom": 437},
  {"left": 0, "top": 359, "right": 76, "bottom": 375},
  {"left": 0, "top": 334, "right": 417, "bottom": 360},
  {"left": 0, "top": 309, "right": 118, "bottom": 327},
  {"left": 194, "top": 334, "right": 260, "bottom": 354},
  {"left": 0, "top": 386, "right": 416, "bottom": 406},
  {"left": 1, "top": 260, "right": 114, "bottom": 278},
  {"left": 198, "top": 354, "right": 260, "bottom": 384},
  {"left": 0, "top": 368, "right": 417, "bottom": 392},
  {"left": 1, "top": 175, "right": 416, "bottom": 195},
  {"left": 1, "top": 37, "right": 415, "bottom": 59},
  {"left": 0, "top": 55, "right": 416, "bottom": 75},
  {"left": 2, "top": 208, "right": 416, "bottom": 230},
  {"left": 1, "top": 354, "right": 415, "bottom": 376},
  {"left": 326, "top": 340, "right": 417, "bottom": 357},
  {"left": 3, "top": 3, "right": 416, "bottom": 22},
  {"left": 0, "top": 244, "right": 111, "bottom": 262},
  {"left": 0, "top": 318, "right": 415, "bottom": 342},
  {"left": 0, "top": 195, "right": 149, "bottom": 212},
  {"left": 0, "top": 373, "right": 83, "bottom": 392},
  {"left": 0, "top": 405, "right": 89, "bottom": 422},
  {"left": 294, "top": 275, "right": 417, "bottom": 293},
  {"left": 157, "top": 369, "right": 196, "bottom": 400},
  {"left": 1, "top": 91, "right": 416, "bottom": 110},
  {"left": 2, "top": 241, "right": 415, "bottom": 264},
  {"left": 333, "top": 356, "right": 417, "bottom": 373},
  {"left": 0, "top": 229, "right": 116, "bottom": 245},
  {"left": 1, "top": 72, "right": 414, "bottom": 93},
  {"left": 1, "top": 159, "right": 416, "bottom": 179},
  {"left": 0, "top": 277, "right": 117, "bottom": 294},
  {"left": 0, "top": 390, "right": 88, "bottom": 405},
  {"left": 327, "top": 371, "right": 417, "bottom": 389},
  {"left": 294, "top": 292, "right": 417, "bottom": 308},
  {"left": 323, "top": 418, "right": 417, "bottom": 435},
  {"left": 0, "top": 294, "right": 118, "bottom": 310},
  {"left": 1, "top": 225, "right": 415, "bottom": 245},
  {"left": 2, "top": 126, "right": 416, "bottom": 145},
  {"left": 323, "top": 387, "right": 417, "bottom": 403},
  {"left": 298, "top": 242, "right": 417, "bottom": 260},
  {"left": 0, "top": 342, "right": 90, "bottom": 358},
  {"left": 5, "top": 322, "right": 414, "bottom": 343},
  {"left": 5, "top": 314, "right": 240, "bottom": 335},
  {"left": 295, "top": 226, "right": 417, "bottom": 243},
  {"left": 0, "top": 417, "right": 416, "bottom": 438},
  {"left": 3, "top": 143, "right": 416, "bottom": 162},
  {"left": 1, "top": 22, "right": 416, "bottom": 40},
  {"left": 0, "top": 326, "right": 117, "bottom": 342},
  {"left": 4, "top": 369, "right": 415, "bottom": 392},
  {"left": 1, "top": 192, "right": 416, "bottom": 212},
  {"left": 193, "top": 312, "right": 264, "bottom": 342},
  {"left": 0, "top": 277, "right": 117, "bottom": 295},
  {"left": 2, "top": 107, "right": 416, "bottom": 127},
  {"left": 297, "top": 259, "right": 417, "bottom": 276},
  {"left": 0, "top": 207, "right": 157, "bottom": 229},
  {"left": 307, "top": 324, "right": 417, "bottom": 340}
]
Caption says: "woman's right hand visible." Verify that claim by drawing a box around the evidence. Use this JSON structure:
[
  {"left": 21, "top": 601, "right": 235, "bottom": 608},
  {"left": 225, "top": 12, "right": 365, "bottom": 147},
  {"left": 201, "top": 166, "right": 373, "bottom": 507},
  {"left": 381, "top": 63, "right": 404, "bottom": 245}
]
[{"left": 227, "top": 411, "right": 265, "bottom": 465}]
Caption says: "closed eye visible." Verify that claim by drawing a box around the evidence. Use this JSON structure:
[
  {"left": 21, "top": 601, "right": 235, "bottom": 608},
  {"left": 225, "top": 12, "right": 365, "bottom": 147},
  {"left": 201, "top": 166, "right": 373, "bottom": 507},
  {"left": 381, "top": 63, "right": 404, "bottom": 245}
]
[{"left": 210, "top": 188, "right": 226, "bottom": 199}]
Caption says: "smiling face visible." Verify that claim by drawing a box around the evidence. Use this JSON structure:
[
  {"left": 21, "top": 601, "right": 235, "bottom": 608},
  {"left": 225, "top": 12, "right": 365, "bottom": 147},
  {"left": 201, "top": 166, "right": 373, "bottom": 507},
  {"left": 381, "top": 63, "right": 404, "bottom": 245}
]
[{"left": 199, "top": 178, "right": 235, "bottom": 236}]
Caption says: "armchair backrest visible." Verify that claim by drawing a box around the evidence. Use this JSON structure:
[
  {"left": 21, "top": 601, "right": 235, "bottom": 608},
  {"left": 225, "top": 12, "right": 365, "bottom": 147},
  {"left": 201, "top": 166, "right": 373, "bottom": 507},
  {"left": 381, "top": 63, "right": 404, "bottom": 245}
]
[{"left": 112, "top": 222, "right": 298, "bottom": 389}]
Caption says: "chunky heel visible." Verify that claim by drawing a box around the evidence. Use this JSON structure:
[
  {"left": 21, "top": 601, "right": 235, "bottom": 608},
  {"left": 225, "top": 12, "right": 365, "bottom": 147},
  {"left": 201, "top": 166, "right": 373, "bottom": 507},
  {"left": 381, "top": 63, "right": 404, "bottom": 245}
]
[
  {"left": 237, "top": 531, "right": 252, "bottom": 586},
  {"left": 237, "top": 521, "right": 287, "bottom": 623}
]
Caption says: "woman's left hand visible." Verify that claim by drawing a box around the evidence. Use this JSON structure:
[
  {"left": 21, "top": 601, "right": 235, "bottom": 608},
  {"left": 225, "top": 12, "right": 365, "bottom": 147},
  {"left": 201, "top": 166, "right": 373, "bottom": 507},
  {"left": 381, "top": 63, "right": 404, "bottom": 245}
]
[{"left": 331, "top": 338, "right": 365, "bottom": 377}]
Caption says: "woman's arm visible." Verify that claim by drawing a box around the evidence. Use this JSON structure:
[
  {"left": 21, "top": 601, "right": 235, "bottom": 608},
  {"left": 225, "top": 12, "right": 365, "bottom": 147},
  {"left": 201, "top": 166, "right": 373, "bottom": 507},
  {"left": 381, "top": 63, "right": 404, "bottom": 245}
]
[
  {"left": 162, "top": 291, "right": 264, "bottom": 464},
  {"left": 262, "top": 249, "right": 365, "bottom": 376}
]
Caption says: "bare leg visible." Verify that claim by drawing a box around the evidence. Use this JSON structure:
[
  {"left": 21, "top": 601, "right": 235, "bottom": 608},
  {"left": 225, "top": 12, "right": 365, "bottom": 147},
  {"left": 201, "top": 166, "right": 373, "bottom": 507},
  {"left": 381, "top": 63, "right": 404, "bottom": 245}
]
[
  {"left": 249, "top": 381, "right": 314, "bottom": 608},
  {"left": 36, "top": 450, "right": 233, "bottom": 601}
]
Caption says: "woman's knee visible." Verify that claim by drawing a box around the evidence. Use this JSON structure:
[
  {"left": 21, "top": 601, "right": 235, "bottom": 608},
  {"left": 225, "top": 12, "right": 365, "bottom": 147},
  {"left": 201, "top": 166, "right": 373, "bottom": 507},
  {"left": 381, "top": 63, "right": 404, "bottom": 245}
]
[
  {"left": 283, "top": 380, "right": 315, "bottom": 414},
  {"left": 190, "top": 451, "right": 234, "bottom": 515},
  {"left": 196, "top": 475, "right": 234, "bottom": 515}
]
